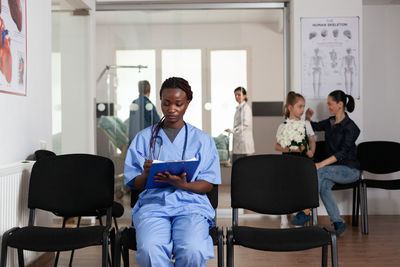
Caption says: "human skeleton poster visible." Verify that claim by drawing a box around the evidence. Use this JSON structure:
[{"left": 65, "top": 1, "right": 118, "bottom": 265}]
[{"left": 301, "top": 17, "right": 360, "bottom": 100}]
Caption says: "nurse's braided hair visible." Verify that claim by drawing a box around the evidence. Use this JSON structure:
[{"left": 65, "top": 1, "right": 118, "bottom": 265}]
[{"left": 149, "top": 77, "right": 193, "bottom": 159}]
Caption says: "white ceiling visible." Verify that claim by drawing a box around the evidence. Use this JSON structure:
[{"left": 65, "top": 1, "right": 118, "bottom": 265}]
[{"left": 96, "top": 9, "right": 283, "bottom": 25}]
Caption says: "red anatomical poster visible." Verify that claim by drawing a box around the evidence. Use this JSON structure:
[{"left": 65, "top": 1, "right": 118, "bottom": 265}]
[{"left": 0, "top": 0, "right": 26, "bottom": 95}]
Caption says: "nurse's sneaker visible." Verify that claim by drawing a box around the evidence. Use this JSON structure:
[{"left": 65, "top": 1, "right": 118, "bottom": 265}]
[{"left": 333, "top": 222, "right": 346, "bottom": 236}]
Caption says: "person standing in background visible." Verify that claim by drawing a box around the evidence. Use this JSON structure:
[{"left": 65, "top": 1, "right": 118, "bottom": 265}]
[
  {"left": 128, "top": 80, "right": 160, "bottom": 143},
  {"left": 225, "top": 87, "right": 255, "bottom": 163}
]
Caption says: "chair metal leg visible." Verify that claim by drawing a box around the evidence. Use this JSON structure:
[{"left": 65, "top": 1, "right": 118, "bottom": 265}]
[
  {"left": 114, "top": 230, "right": 122, "bottom": 267},
  {"left": 355, "top": 184, "right": 360, "bottom": 226},
  {"left": 18, "top": 249, "right": 24, "bottom": 267},
  {"left": 321, "top": 245, "right": 328, "bottom": 267},
  {"left": 110, "top": 228, "right": 115, "bottom": 267},
  {"left": 0, "top": 236, "right": 8, "bottom": 267},
  {"left": 352, "top": 186, "right": 357, "bottom": 226},
  {"left": 1, "top": 227, "right": 19, "bottom": 267},
  {"left": 362, "top": 182, "right": 369, "bottom": 234},
  {"left": 120, "top": 228, "right": 130, "bottom": 267},
  {"left": 227, "top": 228, "right": 234, "bottom": 267},
  {"left": 102, "top": 231, "right": 109, "bottom": 267},
  {"left": 122, "top": 245, "right": 130, "bottom": 267},
  {"left": 113, "top": 217, "right": 119, "bottom": 231},
  {"left": 330, "top": 232, "right": 338, "bottom": 267},
  {"left": 217, "top": 227, "right": 224, "bottom": 267},
  {"left": 54, "top": 217, "right": 68, "bottom": 267},
  {"left": 67, "top": 216, "right": 82, "bottom": 267},
  {"left": 98, "top": 217, "right": 113, "bottom": 266}
]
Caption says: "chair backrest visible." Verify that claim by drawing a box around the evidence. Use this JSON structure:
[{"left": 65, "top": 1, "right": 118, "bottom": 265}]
[
  {"left": 130, "top": 184, "right": 219, "bottom": 209},
  {"left": 207, "top": 184, "right": 219, "bottom": 210},
  {"left": 231, "top": 154, "right": 319, "bottom": 215},
  {"left": 28, "top": 154, "right": 114, "bottom": 217},
  {"left": 34, "top": 149, "right": 56, "bottom": 160},
  {"left": 357, "top": 141, "right": 400, "bottom": 174},
  {"left": 314, "top": 140, "right": 328, "bottom": 162}
]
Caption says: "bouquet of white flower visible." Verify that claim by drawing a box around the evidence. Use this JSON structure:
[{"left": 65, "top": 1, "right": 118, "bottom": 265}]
[{"left": 277, "top": 119, "right": 308, "bottom": 152}]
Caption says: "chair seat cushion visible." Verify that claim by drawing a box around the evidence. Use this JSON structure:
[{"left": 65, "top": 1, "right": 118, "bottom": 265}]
[
  {"left": 7, "top": 226, "right": 107, "bottom": 252},
  {"left": 332, "top": 180, "right": 359, "bottom": 190},
  {"left": 364, "top": 179, "right": 400, "bottom": 190},
  {"left": 122, "top": 226, "right": 220, "bottom": 251},
  {"left": 233, "top": 226, "right": 331, "bottom": 251}
]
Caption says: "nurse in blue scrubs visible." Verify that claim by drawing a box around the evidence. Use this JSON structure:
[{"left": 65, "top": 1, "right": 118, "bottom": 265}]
[{"left": 124, "top": 77, "right": 221, "bottom": 267}]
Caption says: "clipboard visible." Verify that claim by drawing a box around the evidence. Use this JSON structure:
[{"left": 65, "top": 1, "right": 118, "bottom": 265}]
[{"left": 145, "top": 158, "right": 200, "bottom": 189}]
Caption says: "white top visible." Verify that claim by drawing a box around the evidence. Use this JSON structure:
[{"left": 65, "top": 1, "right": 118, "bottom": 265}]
[
  {"left": 232, "top": 102, "right": 255, "bottom": 154},
  {"left": 276, "top": 119, "right": 315, "bottom": 139}
]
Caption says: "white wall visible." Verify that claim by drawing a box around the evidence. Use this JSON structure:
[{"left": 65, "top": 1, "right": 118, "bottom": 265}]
[
  {"left": 362, "top": 4, "right": 400, "bottom": 215},
  {"left": 363, "top": 5, "right": 400, "bottom": 142},
  {"left": 0, "top": 2, "right": 52, "bottom": 165},
  {"left": 52, "top": 0, "right": 96, "bottom": 154}
]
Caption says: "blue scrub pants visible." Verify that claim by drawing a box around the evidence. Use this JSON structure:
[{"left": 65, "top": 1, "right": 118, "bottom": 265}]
[
  {"left": 134, "top": 214, "right": 214, "bottom": 267},
  {"left": 317, "top": 165, "right": 360, "bottom": 223}
]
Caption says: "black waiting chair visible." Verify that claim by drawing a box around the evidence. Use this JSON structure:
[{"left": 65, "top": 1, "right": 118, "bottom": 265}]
[
  {"left": 0, "top": 154, "right": 115, "bottom": 267},
  {"left": 33, "top": 150, "right": 125, "bottom": 266},
  {"left": 114, "top": 184, "right": 224, "bottom": 267},
  {"left": 34, "top": 149, "right": 57, "bottom": 160},
  {"left": 358, "top": 141, "right": 400, "bottom": 235},
  {"left": 314, "top": 141, "right": 362, "bottom": 227},
  {"left": 227, "top": 155, "right": 338, "bottom": 267}
]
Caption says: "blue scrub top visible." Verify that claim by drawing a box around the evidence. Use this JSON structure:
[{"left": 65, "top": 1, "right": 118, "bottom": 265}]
[{"left": 124, "top": 123, "right": 221, "bottom": 226}]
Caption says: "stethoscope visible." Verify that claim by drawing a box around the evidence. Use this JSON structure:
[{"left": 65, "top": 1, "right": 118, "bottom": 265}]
[{"left": 153, "top": 122, "right": 188, "bottom": 160}]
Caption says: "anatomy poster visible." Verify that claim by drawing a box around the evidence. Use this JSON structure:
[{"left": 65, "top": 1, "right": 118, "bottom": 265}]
[
  {"left": 0, "top": 0, "right": 26, "bottom": 95},
  {"left": 301, "top": 17, "right": 359, "bottom": 99}
]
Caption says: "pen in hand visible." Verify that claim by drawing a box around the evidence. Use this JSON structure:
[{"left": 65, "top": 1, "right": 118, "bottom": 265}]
[{"left": 137, "top": 150, "right": 151, "bottom": 161}]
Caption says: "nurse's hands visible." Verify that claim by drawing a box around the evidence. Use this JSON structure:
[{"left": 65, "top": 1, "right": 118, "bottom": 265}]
[
  {"left": 225, "top": 128, "right": 233, "bottom": 134},
  {"left": 155, "top": 172, "right": 214, "bottom": 194},
  {"left": 154, "top": 171, "right": 188, "bottom": 189},
  {"left": 133, "top": 160, "right": 153, "bottom": 191},
  {"left": 143, "top": 160, "right": 153, "bottom": 176}
]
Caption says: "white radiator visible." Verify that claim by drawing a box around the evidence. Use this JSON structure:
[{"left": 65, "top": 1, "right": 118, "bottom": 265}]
[{"left": 0, "top": 161, "right": 52, "bottom": 266}]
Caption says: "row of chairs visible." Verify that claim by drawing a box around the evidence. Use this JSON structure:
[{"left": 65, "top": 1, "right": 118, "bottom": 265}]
[
  {"left": 113, "top": 154, "right": 337, "bottom": 267},
  {"left": 1, "top": 141, "right": 399, "bottom": 266},
  {"left": 0, "top": 153, "right": 336, "bottom": 267},
  {"left": 315, "top": 141, "right": 400, "bottom": 235}
]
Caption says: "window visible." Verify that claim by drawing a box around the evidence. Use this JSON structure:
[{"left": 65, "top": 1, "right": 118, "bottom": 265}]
[
  {"left": 162, "top": 49, "right": 202, "bottom": 129},
  {"left": 210, "top": 50, "right": 247, "bottom": 137},
  {"left": 115, "top": 50, "right": 156, "bottom": 121}
]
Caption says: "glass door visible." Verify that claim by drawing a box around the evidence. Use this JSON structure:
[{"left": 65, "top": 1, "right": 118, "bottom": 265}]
[{"left": 210, "top": 50, "right": 247, "bottom": 138}]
